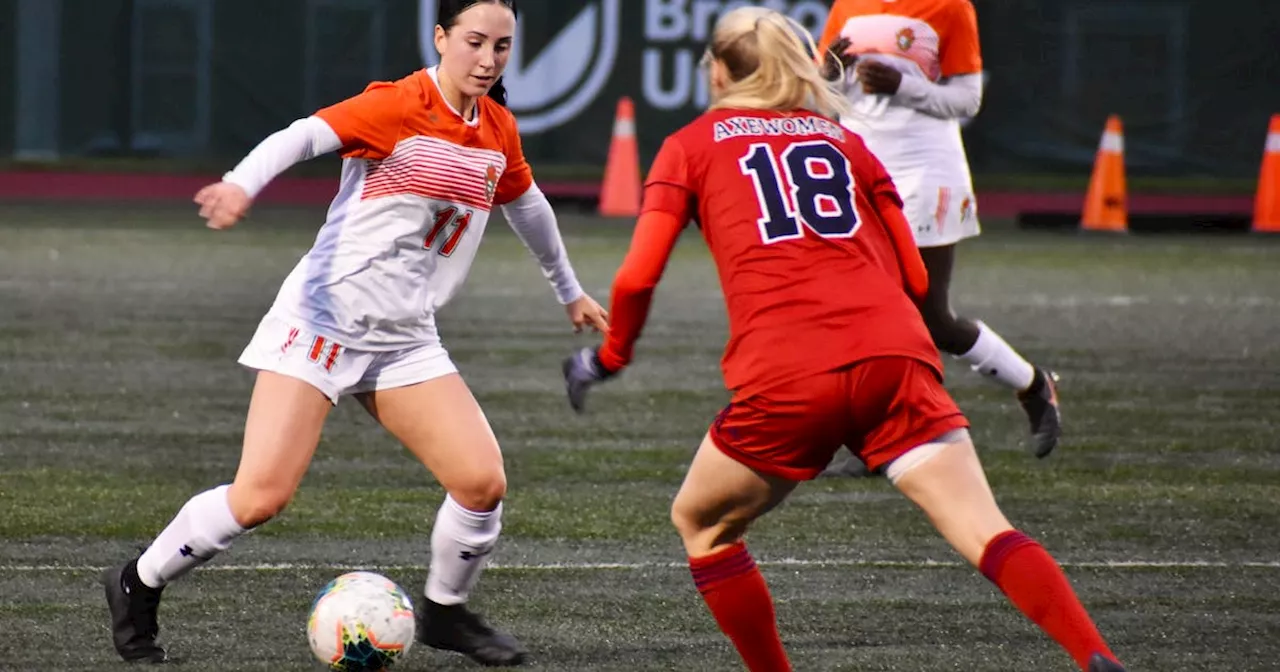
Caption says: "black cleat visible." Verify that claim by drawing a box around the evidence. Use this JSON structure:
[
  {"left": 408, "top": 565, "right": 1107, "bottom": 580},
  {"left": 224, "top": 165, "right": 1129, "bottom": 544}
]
[
  {"left": 1017, "top": 368, "right": 1062, "bottom": 458},
  {"left": 817, "top": 451, "right": 872, "bottom": 479},
  {"left": 102, "top": 559, "right": 168, "bottom": 664},
  {"left": 1088, "top": 652, "right": 1126, "bottom": 672},
  {"left": 562, "top": 347, "right": 614, "bottom": 414},
  {"left": 417, "top": 599, "right": 527, "bottom": 667}
]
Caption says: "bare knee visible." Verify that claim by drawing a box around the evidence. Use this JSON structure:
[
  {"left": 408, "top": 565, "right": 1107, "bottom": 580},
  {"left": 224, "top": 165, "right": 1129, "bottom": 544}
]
[
  {"left": 227, "top": 482, "right": 293, "bottom": 528},
  {"left": 951, "top": 511, "right": 1014, "bottom": 566},
  {"left": 670, "top": 499, "right": 750, "bottom": 556},
  {"left": 670, "top": 500, "right": 700, "bottom": 541},
  {"left": 447, "top": 471, "right": 507, "bottom": 512}
]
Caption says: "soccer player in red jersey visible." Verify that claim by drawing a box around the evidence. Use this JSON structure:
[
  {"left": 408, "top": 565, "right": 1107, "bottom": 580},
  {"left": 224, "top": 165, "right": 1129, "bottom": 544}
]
[{"left": 563, "top": 7, "right": 1125, "bottom": 672}]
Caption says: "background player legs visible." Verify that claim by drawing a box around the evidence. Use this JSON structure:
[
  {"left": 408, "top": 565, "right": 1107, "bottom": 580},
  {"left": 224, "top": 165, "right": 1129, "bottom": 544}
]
[
  {"left": 356, "top": 373, "right": 525, "bottom": 665},
  {"left": 915, "top": 244, "right": 982, "bottom": 358},
  {"left": 918, "top": 244, "right": 1061, "bottom": 458},
  {"left": 822, "top": 243, "right": 1061, "bottom": 478},
  {"left": 106, "top": 371, "right": 332, "bottom": 662},
  {"left": 670, "top": 433, "right": 798, "bottom": 672},
  {"left": 891, "top": 432, "right": 1121, "bottom": 671}
]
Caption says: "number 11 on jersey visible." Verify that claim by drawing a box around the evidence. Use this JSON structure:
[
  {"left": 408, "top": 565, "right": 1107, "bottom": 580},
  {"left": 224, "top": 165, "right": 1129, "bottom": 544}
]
[
  {"left": 739, "top": 140, "right": 862, "bottom": 244},
  {"left": 424, "top": 206, "right": 472, "bottom": 257}
]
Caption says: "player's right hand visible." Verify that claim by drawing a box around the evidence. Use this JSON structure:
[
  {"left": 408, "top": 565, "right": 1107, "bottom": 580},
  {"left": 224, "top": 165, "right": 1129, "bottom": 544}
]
[
  {"left": 562, "top": 347, "right": 617, "bottom": 414},
  {"left": 822, "top": 37, "right": 857, "bottom": 82},
  {"left": 195, "top": 181, "right": 252, "bottom": 230}
]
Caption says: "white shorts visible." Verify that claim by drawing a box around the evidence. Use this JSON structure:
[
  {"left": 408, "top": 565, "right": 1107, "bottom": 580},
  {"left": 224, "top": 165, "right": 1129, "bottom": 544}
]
[
  {"left": 237, "top": 316, "right": 458, "bottom": 404},
  {"left": 899, "top": 182, "right": 982, "bottom": 248}
]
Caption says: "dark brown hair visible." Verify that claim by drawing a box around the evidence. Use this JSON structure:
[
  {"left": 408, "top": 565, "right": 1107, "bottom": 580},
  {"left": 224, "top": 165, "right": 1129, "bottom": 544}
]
[{"left": 437, "top": 0, "right": 517, "bottom": 107}]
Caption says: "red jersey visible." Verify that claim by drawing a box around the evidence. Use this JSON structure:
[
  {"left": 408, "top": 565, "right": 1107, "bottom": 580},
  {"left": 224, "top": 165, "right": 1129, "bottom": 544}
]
[{"left": 600, "top": 108, "right": 940, "bottom": 398}]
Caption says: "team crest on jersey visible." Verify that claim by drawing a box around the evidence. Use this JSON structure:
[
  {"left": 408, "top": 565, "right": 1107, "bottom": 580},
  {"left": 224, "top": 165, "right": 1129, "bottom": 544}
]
[
  {"left": 484, "top": 165, "right": 499, "bottom": 203},
  {"left": 896, "top": 27, "right": 916, "bottom": 52}
]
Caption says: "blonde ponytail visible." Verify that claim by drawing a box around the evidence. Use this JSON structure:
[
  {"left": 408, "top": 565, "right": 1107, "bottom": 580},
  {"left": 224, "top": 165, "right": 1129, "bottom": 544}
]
[{"left": 706, "top": 7, "right": 851, "bottom": 120}]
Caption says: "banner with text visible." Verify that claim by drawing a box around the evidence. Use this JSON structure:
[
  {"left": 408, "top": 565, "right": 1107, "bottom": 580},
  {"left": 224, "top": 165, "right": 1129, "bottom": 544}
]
[{"left": 4, "top": 0, "right": 1277, "bottom": 178}]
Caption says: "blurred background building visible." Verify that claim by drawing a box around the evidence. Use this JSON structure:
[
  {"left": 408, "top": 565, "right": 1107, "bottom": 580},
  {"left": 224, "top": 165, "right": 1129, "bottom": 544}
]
[{"left": 3, "top": 0, "right": 1278, "bottom": 185}]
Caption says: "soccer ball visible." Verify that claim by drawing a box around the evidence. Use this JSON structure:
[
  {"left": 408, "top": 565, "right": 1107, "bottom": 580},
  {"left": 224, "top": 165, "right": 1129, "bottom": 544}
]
[{"left": 307, "top": 571, "right": 417, "bottom": 671}]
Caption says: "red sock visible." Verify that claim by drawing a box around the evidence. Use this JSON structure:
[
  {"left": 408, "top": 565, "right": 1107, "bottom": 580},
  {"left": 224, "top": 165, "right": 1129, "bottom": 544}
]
[
  {"left": 689, "top": 542, "right": 791, "bottom": 672},
  {"left": 980, "top": 530, "right": 1118, "bottom": 671}
]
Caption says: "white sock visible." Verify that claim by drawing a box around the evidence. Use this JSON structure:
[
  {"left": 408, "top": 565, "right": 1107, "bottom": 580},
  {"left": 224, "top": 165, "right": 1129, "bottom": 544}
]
[
  {"left": 425, "top": 495, "right": 502, "bottom": 606},
  {"left": 135, "top": 485, "right": 246, "bottom": 588},
  {"left": 958, "top": 321, "right": 1036, "bottom": 391}
]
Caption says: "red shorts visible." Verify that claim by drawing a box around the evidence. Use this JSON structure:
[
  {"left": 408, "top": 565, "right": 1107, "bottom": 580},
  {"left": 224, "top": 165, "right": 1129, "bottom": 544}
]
[{"left": 709, "top": 357, "right": 969, "bottom": 480}]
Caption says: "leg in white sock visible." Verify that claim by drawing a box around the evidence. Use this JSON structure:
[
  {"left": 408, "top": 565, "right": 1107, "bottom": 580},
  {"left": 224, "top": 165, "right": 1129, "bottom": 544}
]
[
  {"left": 958, "top": 320, "right": 1036, "bottom": 392},
  {"left": 425, "top": 495, "right": 502, "bottom": 605},
  {"left": 915, "top": 246, "right": 1037, "bottom": 393},
  {"left": 135, "top": 485, "right": 246, "bottom": 589},
  {"left": 356, "top": 376, "right": 524, "bottom": 664}
]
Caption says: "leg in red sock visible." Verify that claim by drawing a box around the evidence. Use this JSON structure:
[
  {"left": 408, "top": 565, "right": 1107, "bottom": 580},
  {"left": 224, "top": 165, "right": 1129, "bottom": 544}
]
[
  {"left": 891, "top": 435, "right": 1124, "bottom": 671},
  {"left": 981, "top": 530, "right": 1119, "bottom": 670},
  {"left": 689, "top": 542, "right": 791, "bottom": 672}
]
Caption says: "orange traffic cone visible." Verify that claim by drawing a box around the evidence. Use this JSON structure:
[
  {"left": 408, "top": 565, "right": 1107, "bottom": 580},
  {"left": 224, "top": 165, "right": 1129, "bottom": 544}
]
[
  {"left": 599, "top": 97, "right": 641, "bottom": 218},
  {"left": 1081, "top": 115, "right": 1128, "bottom": 232},
  {"left": 1253, "top": 114, "right": 1280, "bottom": 233}
]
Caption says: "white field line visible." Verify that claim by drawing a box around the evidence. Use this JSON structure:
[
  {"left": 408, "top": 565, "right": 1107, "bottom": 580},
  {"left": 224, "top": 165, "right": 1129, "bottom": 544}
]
[
  {"left": 468, "top": 287, "right": 1280, "bottom": 308},
  {"left": 2, "top": 558, "right": 1278, "bottom": 573}
]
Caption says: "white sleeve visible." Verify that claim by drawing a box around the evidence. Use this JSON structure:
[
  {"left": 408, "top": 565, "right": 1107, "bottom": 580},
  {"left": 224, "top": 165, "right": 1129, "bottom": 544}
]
[
  {"left": 221, "top": 116, "right": 343, "bottom": 198},
  {"left": 891, "top": 72, "right": 984, "bottom": 121},
  {"left": 500, "top": 182, "right": 585, "bottom": 305}
]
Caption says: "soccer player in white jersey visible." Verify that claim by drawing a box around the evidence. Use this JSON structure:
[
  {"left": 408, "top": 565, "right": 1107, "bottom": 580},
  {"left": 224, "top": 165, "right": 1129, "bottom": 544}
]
[
  {"left": 816, "top": 0, "right": 1062, "bottom": 478},
  {"left": 101, "top": 0, "right": 595, "bottom": 666}
]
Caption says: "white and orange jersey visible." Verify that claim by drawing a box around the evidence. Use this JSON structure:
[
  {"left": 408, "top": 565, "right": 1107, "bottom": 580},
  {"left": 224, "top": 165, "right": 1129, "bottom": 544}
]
[
  {"left": 267, "top": 67, "right": 532, "bottom": 350},
  {"left": 818, "top": 0, "right": 982, "bottom": 185}
]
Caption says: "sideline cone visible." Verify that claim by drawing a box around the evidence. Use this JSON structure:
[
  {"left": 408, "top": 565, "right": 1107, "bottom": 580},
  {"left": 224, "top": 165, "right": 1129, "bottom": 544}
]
[
  {"left": 1080, "top": 115, "right": 1128, "bottom": 232},
  {"left": 1253, "top": 114, "right": 1280, "bottom": 233},
  {"left": 599, "top": 97, "right": 642, "bottom": 218}
]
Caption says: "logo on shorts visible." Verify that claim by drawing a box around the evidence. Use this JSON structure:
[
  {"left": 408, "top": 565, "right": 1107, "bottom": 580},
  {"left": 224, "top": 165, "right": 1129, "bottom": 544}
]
[
  {"left": 896, "top": 27, "right": 916, "bottom": 52},
  {"left": 281, "top": 327, "right": 301, "bottom": 354},
  {"left": 308, "top": 336, "right": 343, "bottom": 373},
  {"left": 484, "top": 165, "right": 500, "bottom": 203}
]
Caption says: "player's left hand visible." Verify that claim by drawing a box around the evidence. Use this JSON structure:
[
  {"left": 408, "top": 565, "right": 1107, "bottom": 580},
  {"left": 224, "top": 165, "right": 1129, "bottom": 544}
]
[
  {"left": 857, "top": 61, "right": 903, "bottom": 95},
  {"left": 565, "top": 294, "right": 610, "bottom": 333},
  {"left": 822, "top": 37, "right": 858, "bottom": 82},
  {"left": 562, "top": 347, "right": 617, "bottom": 413}
]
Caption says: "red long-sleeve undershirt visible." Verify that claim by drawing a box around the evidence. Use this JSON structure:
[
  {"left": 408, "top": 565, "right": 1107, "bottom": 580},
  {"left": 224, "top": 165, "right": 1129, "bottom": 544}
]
[{"left": 597, "top": 209, "right": 686, "bottom": 372}]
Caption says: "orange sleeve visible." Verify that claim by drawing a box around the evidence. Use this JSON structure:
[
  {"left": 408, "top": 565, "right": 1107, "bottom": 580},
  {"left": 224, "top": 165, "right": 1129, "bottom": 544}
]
[
  {"left": 313, "top": 80, "right": 407, "bottom": 160},
  {"left": 494, "top": 108, "right": 534, "bottom": 205},
  {"left": 596, "top": 210, "right": 687, "bottom": 372},
  {"left": 940, "top": 0, "right": 983, "bottom": 77},
  {"left": 816, "top": 0, "right": 853, "bottom": 57}
]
